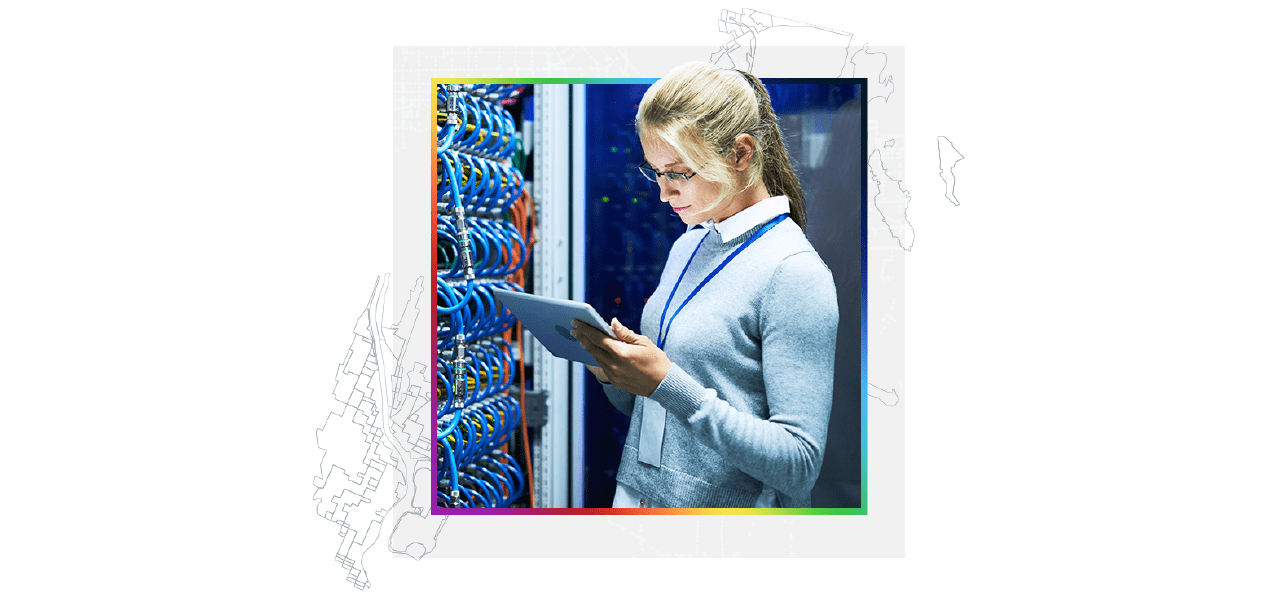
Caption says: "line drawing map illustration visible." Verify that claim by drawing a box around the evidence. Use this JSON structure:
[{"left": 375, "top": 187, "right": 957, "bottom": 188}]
[
  {"left": 313, "top": 275, "right": 444, "bottom": 589},
  {"left": 868, "top": 383, "right": 901, "bottom": 407},
  {"left": 711, "top": 9, "right": 854, "bottom": 71},
  {"left": 938, "top": 135, "right": 964, "bottom": 206},
  {"left": 868, "top": 148, "right": 916, "bottom": 252},
  {"left": 847, "top": 43, "right": 895, "bottom": 103}
]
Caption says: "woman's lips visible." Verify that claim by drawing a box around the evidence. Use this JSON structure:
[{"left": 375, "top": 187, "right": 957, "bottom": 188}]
[{"left": 673, "top": 205, "right": 688, "bottom": 212}]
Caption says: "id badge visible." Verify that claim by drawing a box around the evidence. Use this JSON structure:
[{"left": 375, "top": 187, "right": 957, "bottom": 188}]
[{"left": 638, "top": 397, "right": 666, "bottom": 467}]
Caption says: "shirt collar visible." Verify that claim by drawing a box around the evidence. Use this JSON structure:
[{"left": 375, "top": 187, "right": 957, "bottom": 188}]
[{"left": 698, "top": 195, "right": 791, "bottom": 240}]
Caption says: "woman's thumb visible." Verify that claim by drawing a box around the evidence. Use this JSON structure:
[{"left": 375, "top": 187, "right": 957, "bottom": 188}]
[{"left": 611, "top": 318, "right": 637, "bottom": 342}]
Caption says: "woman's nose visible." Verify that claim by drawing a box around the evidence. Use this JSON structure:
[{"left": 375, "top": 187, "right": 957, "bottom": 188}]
[{"left": 658, "top": 180, "right": 677, "bottom": 203}]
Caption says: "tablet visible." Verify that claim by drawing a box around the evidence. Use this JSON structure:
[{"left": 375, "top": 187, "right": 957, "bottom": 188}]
[{"left": 490, "top": 288, "right": 617, "bottom": 367}]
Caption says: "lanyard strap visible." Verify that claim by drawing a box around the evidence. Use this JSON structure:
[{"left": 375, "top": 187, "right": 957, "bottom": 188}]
[{"left": 656, "top": 214, "right": 788, "bottom": 350}]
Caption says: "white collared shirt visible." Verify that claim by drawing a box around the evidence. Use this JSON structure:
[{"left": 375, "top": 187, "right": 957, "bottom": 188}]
[{"left": 694, "top": 194, "right": 791, "bottom": 240}]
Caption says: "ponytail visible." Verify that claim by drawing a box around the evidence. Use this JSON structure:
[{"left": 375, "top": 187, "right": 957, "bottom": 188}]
[{"left": 736, "top": 70, "right": 807, "bottom": 233}]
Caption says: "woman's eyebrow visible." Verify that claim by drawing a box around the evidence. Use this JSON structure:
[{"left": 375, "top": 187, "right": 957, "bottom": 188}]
[{"left": 643, "top": 157, "right": 684, "bottom": 169}]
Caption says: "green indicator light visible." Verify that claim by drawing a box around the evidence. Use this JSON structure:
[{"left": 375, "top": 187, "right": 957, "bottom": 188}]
[
  {"left": 602, "top": 196, "right": 610, "bottom": 203},
  {"left": 610, "top": 146, "right": 618, "bottom": 152},
  {"left": 632, "top": 198, "right": 638, "bottom": 203}
]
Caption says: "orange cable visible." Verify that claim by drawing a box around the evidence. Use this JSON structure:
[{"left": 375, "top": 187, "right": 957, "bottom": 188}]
[{"left": 514, "top": 189, "right": 535, "bottom": 507}]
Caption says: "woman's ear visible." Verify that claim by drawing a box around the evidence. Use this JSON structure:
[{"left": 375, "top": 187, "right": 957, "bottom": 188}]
[{"left": 731, "top": 133, "right": 756, "bottom": 171}]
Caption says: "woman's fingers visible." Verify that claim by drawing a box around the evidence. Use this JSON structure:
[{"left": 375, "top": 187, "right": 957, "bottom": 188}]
[
  {"left": 571, "top": 319, "right": 605, "bottom": 347},
  {"left": 577, "top": 318, "right": 642, "bottom": 349},
  {"left": 572, "top": 320, "right": 616, "bottom": 360},
  {"left": 571, "top": 319, "right": 671, "bottom": 396}
]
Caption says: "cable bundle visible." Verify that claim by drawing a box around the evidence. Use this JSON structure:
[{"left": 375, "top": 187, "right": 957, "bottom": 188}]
[
  {"left": 437, "top": 86, "right": 522, "bottom": 163},
  {"left": 435, "top": 396, "right": 525, "bottom": 508},
  {"left": 437, "top": 216, "right": 527, "bottom": 281},
  {"left": 436, "top": 83, "right": 533, "bottom": 509},
  {"left": 436, "top": 153, "right": 524, "bottom": 214}
]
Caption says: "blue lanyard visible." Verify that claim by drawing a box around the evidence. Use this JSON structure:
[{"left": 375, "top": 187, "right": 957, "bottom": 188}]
[{"left": 656, "top": 213, "right": 789, "bottom": 350}]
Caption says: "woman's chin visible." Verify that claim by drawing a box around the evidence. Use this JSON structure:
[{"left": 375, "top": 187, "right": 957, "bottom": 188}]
[{"left": 676, "top": 211, "right": 703, "bottom": 226}]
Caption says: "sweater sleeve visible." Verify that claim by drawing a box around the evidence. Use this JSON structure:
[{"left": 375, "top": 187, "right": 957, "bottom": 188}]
[
  {"left": 600, "top": 382, "right": 637, "bottom": 417},
  {"left": 647, "top": 251, "right": 838, "bottom": 501}
]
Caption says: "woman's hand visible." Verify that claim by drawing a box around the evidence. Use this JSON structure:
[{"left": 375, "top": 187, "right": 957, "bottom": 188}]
[
  {"left": 571, "top": 318, "right": 672, "bottom": 397},
  {"left": 584, "top": 364, "right": 610, "bottom": 384}
]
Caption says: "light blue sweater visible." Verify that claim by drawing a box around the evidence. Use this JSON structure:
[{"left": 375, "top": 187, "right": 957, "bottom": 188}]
[{"left": 601, "top": 213, "right": 839, "bottom": 508}]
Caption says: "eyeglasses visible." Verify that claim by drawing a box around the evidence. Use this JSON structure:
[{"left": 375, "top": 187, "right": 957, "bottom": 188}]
[{"left": 638, "top": 162, "right": 700, "bottom": 184}]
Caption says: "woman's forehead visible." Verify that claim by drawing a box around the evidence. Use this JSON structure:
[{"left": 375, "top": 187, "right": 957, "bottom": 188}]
[{"left": 639, "top": 136, "right": 684, "bottom": 168}]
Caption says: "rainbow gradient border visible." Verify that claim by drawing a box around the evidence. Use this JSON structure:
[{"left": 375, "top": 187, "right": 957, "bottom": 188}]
[{"left": 430, "top": 77, "right": 868, "bottom": 515}]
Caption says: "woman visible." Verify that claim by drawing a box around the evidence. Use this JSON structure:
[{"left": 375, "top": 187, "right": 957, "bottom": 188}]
[{"left": 572, "top": 62, "right": 839, "bottom": 508}]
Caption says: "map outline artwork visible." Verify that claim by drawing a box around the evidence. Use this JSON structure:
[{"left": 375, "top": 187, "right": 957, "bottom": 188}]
[
  {"left": 868, "top": 148, "right": 916, "bottom": 252},
  {"left": 711, "top": 8, "right": 854, "bottom": 72},
  {"left": 868, "top": 383, "right": 901, "bottom": 407},
  {"left": 313, "top": 275, "right": 444, "bottom": 589},
  {"left": 938, "top": 135, "right": 964, "bottom": 206},
  {"left": 847, "top": 43, "right": 895, "bottom": 103}
]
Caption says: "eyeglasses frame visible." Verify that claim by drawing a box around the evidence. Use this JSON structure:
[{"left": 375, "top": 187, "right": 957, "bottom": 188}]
[{"left": 637, "top": 161, "right": 702, "bottom": 184}]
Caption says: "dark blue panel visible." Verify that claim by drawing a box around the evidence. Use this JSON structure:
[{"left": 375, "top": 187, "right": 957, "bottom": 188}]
[
  {"left": 764, "top": 81, "right": 861, "bottom": 114},
  {"left": 581, "top": 83, "right": 671, "bottom": 508}
]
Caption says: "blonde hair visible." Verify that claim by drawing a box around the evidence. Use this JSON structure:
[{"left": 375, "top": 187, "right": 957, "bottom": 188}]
[{"left": 636, "top": 62, "right": 807, "bottom": 231}]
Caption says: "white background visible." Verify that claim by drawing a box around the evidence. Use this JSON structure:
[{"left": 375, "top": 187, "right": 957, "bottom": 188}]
[{"left": 2, "top": 1, "right": 1276, "bottom": 597}]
